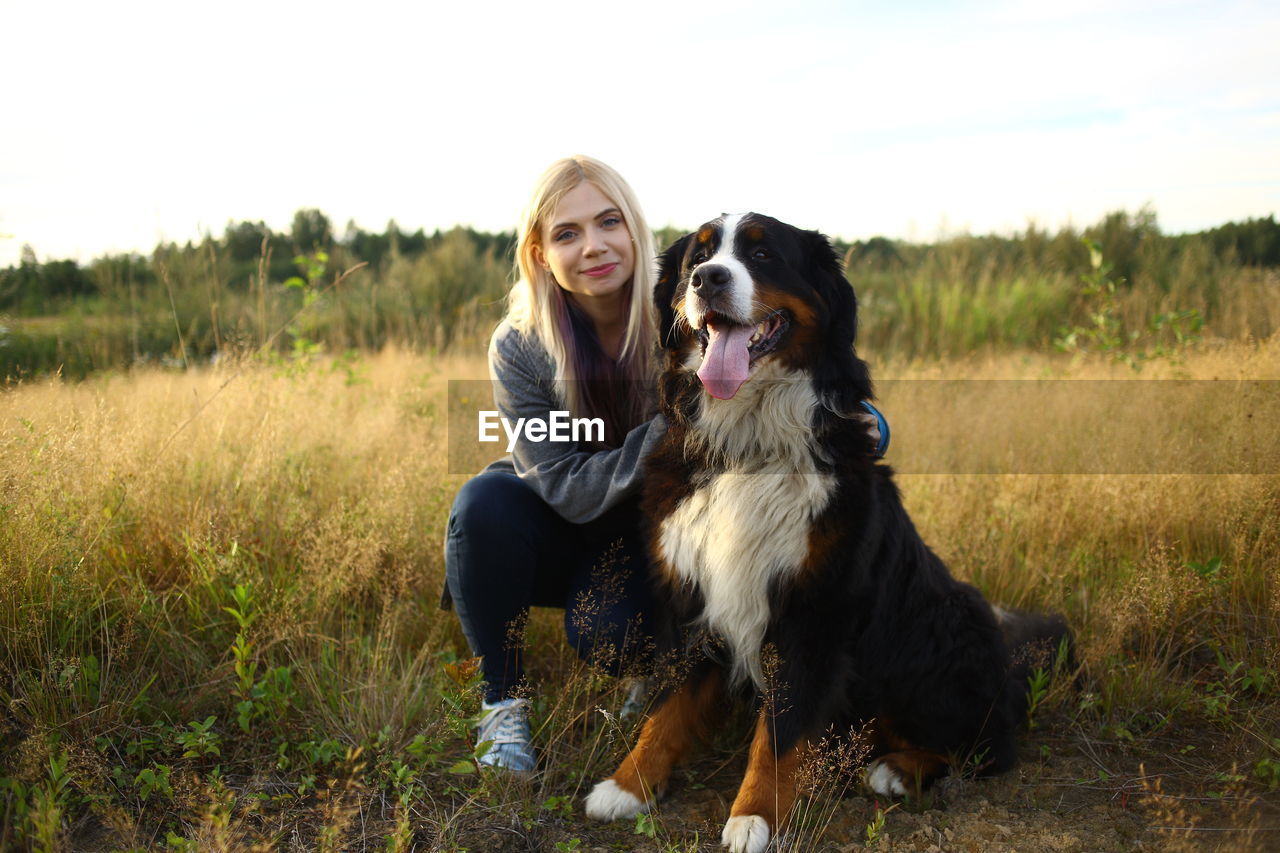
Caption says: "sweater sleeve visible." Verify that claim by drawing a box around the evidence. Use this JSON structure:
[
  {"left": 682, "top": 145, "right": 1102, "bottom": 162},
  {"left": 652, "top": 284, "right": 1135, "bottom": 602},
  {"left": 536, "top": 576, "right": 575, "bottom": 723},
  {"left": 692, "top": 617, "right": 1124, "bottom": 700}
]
[{"left": 487, "top": 322, "right": 667, "bottom": 524}]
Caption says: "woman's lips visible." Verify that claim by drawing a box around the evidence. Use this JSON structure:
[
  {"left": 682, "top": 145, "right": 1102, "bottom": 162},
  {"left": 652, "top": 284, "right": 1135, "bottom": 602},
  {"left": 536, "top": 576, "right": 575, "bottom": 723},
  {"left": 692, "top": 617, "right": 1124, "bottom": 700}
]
[{"left": 581, "top": 263, "right": 618, "bottom": 277}]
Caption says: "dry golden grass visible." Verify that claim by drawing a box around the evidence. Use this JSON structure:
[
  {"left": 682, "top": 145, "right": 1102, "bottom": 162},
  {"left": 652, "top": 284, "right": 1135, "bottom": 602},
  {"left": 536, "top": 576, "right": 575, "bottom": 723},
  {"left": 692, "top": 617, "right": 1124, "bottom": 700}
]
[{"left": 1, "top": 339, "right": 1277, "bottom": 849}]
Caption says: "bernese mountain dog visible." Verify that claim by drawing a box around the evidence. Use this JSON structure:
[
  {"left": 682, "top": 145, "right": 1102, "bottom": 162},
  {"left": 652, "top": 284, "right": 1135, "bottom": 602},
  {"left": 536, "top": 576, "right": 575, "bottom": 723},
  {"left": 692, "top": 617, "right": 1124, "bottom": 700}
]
[{"left": 584, "top": 213, "right": 1070, "bottom": 853}]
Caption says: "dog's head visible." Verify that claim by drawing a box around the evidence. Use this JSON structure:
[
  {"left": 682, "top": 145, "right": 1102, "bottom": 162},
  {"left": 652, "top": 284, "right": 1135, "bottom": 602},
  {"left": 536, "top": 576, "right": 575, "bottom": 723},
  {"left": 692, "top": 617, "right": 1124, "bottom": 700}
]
[{"left": 656, "top": 213, "right": 871, "bottom": 416}]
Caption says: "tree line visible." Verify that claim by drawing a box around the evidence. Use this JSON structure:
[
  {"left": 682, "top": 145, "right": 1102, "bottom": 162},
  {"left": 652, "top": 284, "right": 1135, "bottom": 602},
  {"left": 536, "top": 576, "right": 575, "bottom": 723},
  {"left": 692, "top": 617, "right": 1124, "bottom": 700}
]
[{"left": 1, "top": 208, "right": 1276, "bottom": 378}]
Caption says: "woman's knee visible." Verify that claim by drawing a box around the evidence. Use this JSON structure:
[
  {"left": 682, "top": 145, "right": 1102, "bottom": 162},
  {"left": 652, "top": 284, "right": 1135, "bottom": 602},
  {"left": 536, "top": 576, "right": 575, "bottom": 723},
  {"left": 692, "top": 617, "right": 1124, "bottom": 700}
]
[
  {"left": 448, "top": 471, "right": 539, "bottom": 541},
  {"left": 445, "top": 470, "right": 566, "bottom": 608}
]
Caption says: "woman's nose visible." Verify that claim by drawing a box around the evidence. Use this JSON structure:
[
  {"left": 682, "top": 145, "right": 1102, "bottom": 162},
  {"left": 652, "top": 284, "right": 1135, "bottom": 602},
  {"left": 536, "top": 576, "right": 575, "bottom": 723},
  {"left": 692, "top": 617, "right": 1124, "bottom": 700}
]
[{"left": 583, "top": 227, "right": 607, "bottom": 255}]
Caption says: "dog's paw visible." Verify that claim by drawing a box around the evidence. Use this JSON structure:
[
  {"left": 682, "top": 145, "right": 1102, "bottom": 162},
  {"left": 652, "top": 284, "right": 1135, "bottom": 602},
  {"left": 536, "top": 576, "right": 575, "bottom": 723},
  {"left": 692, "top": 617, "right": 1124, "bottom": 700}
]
[
  {"left": 865, "top": 758, "right": 909, "bottom": 797},
  {"left": 584, "top": 779, "right": 648, "bottom": 821},
  {"left": 721, "top": 814, "right": 770, "bottom": 853}
]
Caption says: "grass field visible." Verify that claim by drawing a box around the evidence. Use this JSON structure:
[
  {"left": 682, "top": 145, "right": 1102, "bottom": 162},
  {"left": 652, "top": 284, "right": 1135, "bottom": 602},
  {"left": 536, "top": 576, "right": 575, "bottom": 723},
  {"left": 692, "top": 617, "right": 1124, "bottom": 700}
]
[{"left": 2, "top": 338, "right": 1278, "bottom": 851}]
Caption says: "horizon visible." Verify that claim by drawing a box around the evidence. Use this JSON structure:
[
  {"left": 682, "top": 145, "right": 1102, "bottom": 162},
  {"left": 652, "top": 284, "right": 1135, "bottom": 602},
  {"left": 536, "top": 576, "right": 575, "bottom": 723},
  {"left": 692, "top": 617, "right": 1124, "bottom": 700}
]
[
  {"left": 9, "top": 203, "right": 1272, "bottom": 269},
  {"left": 2, "top": 0, "right": 1277, "bottom": 268}
]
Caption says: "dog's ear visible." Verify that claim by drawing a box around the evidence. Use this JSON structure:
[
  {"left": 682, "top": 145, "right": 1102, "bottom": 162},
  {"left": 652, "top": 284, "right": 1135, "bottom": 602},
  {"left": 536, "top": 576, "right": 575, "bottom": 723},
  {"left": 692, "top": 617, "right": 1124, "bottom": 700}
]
[
  {"left": 655, "top": 232, "right": 693, "bottom": 348},
  {"left": 805, "top": 229, "right": 873, "bottom": 415}
]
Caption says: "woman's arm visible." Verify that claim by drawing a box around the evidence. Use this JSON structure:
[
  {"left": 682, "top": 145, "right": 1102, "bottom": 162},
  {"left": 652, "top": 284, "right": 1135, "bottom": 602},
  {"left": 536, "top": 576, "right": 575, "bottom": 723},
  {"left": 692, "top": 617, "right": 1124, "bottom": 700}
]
[{"left": 489, "top": 323, "right": 666, "bottom": 524}]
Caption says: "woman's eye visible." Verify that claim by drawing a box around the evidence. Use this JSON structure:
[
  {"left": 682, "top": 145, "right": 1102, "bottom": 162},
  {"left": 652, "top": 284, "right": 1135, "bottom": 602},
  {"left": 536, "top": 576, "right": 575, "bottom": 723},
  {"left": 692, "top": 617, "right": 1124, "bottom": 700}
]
[
  {"left": 554, "top": 229, "right": 576, "bottom": 242},
  {"left": 602, "top": 216, "right": 622, "bottom": 228}
]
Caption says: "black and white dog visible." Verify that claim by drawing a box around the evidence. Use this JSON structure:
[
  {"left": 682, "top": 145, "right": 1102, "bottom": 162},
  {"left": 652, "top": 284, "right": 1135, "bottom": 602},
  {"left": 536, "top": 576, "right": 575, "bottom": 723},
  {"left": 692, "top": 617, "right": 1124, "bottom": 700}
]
[{"left": 584, "top": 214, "right": 1068, "bottom": 853}]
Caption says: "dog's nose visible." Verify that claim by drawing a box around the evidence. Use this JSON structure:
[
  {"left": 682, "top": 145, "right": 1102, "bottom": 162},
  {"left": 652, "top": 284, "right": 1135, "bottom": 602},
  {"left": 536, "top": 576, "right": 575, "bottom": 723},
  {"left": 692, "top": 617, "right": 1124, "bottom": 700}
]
[{"left": 691, "top": 263, "right": 731, "bottom": 296}]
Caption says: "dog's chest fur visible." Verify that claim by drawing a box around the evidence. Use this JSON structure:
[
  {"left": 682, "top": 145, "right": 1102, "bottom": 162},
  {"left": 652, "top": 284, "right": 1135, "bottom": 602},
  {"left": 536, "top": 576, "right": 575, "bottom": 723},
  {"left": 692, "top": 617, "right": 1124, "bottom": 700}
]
[{"left": 656, "top": 373, "right": 835, "bottom": 687}]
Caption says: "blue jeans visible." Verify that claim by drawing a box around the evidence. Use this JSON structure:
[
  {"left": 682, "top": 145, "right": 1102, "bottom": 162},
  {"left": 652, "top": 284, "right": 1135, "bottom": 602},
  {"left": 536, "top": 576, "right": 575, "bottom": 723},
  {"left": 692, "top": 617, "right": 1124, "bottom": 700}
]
[{"left": 444, "top": 471, "right": 657, "bottom": 703}]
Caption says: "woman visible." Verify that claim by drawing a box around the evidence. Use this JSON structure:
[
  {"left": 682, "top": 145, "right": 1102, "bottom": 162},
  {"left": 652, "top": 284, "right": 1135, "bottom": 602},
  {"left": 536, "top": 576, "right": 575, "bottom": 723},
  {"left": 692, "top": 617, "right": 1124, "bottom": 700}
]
[{"left": 443, "top": 156, "right": 666, "bottom": 772}]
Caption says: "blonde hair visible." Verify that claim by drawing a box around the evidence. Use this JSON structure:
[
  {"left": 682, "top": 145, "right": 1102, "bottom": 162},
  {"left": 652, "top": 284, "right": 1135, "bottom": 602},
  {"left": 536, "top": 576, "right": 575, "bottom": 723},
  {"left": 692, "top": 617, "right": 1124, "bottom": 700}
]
[{"left": 506, "top": 155, "right": 658, "bottom": 440}]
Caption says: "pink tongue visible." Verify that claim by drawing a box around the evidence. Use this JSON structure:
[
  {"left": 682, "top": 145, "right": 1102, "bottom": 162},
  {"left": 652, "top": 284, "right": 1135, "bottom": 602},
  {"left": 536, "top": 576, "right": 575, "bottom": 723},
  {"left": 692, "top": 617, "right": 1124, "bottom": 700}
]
[{"left": 697, "top": 323, "right": 754, "bottom": 399}]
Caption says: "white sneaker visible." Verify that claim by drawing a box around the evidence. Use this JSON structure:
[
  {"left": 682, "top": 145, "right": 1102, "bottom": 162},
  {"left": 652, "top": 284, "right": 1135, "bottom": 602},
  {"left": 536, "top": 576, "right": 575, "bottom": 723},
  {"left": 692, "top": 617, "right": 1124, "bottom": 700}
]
[{"left": 475, "top": 697, "right": 536, "bottom": 773}]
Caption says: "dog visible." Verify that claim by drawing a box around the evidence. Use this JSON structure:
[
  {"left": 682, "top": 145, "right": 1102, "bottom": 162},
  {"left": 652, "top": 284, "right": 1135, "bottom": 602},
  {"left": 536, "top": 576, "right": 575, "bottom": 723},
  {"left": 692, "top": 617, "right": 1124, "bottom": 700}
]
[{"left": 583, "top": 213, "right": 1069, "bottom": 852}]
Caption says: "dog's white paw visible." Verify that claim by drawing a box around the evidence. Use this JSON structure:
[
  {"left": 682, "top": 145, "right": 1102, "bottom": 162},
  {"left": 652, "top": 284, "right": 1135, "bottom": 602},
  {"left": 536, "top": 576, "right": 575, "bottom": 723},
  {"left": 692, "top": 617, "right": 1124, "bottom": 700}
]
[
  {"left": 721, "top": 814, "right": 770, "bottom": 853},
  {"left": 584, "top": 779, "right": 648, "bottom": 821},
  {"left": 865, "top": 759, "right": 908, "bottom": 797}
]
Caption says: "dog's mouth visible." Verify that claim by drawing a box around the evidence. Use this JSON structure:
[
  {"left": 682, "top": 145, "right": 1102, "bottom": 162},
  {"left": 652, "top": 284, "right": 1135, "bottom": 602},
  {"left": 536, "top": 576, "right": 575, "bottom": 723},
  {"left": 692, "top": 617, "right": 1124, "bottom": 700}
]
[{"left": 694, "top": 309, "right": 790, "bottom": 400}]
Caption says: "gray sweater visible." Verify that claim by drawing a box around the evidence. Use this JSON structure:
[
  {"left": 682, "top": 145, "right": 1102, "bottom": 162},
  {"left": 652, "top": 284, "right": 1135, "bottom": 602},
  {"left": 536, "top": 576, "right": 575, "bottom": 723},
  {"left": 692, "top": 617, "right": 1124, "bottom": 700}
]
[{"left": 481, "top": 320, "right": 668, "bottom": 524}]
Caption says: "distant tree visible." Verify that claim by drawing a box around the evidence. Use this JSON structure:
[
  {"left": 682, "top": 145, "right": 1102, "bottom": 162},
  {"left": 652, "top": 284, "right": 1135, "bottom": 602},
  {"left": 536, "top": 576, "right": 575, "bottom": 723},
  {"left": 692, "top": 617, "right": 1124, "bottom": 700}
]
[
  {"left": 653, "top": 225, "right": 687, "bottom": 253},
  {"left": 1084, "top": 208, "right": 1161, "bottom": 285},
  {"left": 476, "top": 228, "right": 517, "bottom": 266},
  {"left": 345, "top": 219, "right": 392, "bottom": 267},
  {"left": 1200, "top": 215, "right": 1280, "bottom": 267},
  {"left": 846, "top": 236, "right": 904, "bottom": 270},
  {"left": 399, "top": 227, "right": 428, "bottom": 256},
  {"left": 0, "top": 257, "right": 29, "bottom": 309},
  {"left": 376, "top": 219, "right": 429, "bottom": 258},
  {"left": 0, "top": 252, "right": 97, "bottom": 312},
  {"left": 43, "top": 260, "right": 97, "bottom": 300},
  {"left": 89, "top": 254, "right": 153, "bottom": 301},
  {"left": 290, "top": 209, "right": 332, "bottom": 253},
  {"left": 224, "top": 220, "right": 275, "bottom": 262}
]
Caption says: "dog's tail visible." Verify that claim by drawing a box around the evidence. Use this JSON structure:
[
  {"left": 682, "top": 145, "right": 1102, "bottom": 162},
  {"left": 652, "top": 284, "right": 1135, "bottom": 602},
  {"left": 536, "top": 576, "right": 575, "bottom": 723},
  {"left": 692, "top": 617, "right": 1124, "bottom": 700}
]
[{"left": 993, "top": 605, "right": 1074, "bottom": 721}]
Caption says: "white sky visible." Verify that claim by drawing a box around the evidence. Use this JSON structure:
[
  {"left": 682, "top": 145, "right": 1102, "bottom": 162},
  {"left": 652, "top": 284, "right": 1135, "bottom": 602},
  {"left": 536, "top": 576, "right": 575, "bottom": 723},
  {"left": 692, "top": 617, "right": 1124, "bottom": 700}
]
[{"left": 1, "top": 0, "right": 1277, "bottom": 267}]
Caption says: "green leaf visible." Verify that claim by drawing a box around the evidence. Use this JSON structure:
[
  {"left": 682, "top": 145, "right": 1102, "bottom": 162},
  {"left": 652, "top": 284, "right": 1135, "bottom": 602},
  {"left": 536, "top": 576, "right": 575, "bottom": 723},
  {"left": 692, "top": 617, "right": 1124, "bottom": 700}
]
[
  {"left": 634, "top": 811, "right": 657, "bottom": 837},
  {"left": 446, "top": 759, "right": 476, "bottom": 775}
]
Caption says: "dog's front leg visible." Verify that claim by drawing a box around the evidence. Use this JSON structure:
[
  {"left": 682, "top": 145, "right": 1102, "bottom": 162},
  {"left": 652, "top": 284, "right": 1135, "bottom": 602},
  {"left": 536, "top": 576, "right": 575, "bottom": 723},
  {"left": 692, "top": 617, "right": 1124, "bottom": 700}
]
[
  {"left": 585, "top": 663, "right": 722, "bottom": 821},
  {"left": 722, "top": 707, "right": 808, "bottom": 853},
  {"left": 724, "top": 616, "right": 851, "bottom": 853}
]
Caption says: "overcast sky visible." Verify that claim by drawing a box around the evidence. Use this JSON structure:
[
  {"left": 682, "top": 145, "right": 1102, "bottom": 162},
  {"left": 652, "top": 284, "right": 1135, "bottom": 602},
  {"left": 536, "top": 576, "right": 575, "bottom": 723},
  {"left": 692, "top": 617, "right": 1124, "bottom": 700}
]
[{"left": 2, "top": 0, "right": 1277, "bottom": 267}]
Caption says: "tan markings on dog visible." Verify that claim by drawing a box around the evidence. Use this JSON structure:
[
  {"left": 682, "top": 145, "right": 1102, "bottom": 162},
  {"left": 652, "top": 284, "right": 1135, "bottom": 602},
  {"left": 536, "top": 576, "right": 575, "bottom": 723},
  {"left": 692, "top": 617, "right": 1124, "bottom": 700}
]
[
  {"left": 673, "top": 293, "right": 687, "bottom": 322},
  {"left": 697, "top": 226, "right": 715, "bottom": 244},
  {"left": 764, "top": 290, "right": 817, "bottom": 333},
  {"left": 729, "top": 710, "right": 806, "bottom": 829},
  {"left": 868, "top": 749, "right": 951, "bottom": 796},
  {"left": 648, "top": 552, "right": 681, "bottom": 588},
  {"left": 801, "top": 514, "right": 841, "bottom": 580},
  {"left": 745, "top": 223, "right": 765, "bottom": 242},
  {"left": 608, "top": 670, "right": 724, "bottom": 803},
  {"left": 642, "top": 443, "right": 698, "bottom": 537},
  {"left": 755, "top": 285, "right": 821, "bottom": 367},
  {"left": 865, "top": 716, "right": 915, "bottom": 753}
]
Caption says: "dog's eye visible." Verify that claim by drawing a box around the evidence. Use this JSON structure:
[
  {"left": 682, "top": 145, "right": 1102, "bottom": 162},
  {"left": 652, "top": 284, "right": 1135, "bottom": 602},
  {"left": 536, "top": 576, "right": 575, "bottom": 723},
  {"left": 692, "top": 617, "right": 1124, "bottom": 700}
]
[
  {"left": 752, "top": 248, "right": 771, "bottom": 261},
  {"left": 691, "top": 250, "right": 709, "bottom": 265}
]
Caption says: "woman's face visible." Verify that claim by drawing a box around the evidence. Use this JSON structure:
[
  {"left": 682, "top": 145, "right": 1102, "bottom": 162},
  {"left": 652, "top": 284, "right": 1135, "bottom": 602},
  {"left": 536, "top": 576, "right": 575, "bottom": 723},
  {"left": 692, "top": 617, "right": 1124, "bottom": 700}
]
[{"left": 535, "top": 181, "right": 635, "bottom": 308}]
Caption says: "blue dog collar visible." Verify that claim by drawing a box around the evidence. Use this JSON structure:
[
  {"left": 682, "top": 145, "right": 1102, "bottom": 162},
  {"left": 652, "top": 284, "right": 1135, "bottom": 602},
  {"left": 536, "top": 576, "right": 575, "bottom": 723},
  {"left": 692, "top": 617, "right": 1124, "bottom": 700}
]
[{"left": 861, "top": 400, "right": 890, "bottom": 458}]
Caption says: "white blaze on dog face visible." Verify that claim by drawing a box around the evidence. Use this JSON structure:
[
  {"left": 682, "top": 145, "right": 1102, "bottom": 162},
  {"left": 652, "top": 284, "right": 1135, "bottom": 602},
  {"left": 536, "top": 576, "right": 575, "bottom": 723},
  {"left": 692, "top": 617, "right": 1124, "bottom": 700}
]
[
  {"left": 681, "top": 214, "right": 777, "bottom": 400},
  {"left": 681, "top": 213, "right": 754, "bottom": 329}
]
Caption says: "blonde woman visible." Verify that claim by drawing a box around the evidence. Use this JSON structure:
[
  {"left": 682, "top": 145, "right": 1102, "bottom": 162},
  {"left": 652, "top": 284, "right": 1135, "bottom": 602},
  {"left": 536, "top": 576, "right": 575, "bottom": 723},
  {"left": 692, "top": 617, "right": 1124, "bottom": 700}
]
[{"left": 443, "top": 156, "right": 665, "bottom": 772}]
